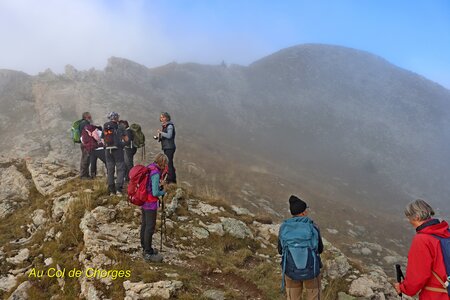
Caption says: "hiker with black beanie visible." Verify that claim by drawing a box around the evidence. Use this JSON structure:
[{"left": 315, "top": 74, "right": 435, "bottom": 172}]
[
  {"left": 155, "top": 112, "right": 177, "bottom": 184},
  {"left": 278, "top": 195, "right": 324, "bottom": 300}
]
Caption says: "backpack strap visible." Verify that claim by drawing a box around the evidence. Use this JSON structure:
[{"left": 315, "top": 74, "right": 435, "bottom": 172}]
[{"left": 280, "top": 241, "right": 288, "bottom": 292}]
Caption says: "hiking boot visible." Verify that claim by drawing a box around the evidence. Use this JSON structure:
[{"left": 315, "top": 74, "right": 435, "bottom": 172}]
[
  {"left": 144, "top": 253, "right": 163, "bottom": 263},
  {"left": 142, "top": 249, "right": 158, "bottom": 257},
  {"left": 116, "top": 191, "right": 123, "bottom": 197}
]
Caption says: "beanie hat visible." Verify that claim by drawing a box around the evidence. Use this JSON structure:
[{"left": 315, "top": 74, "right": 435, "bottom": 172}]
[{"left": 289, "top": 195, "right": 307, "bottom": 215}]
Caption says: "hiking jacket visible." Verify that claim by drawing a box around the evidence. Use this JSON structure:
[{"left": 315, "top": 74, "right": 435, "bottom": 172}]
[
  {"left": 81, "top": 125, "right": 104, "bottom": 153},
  {"left": 160, "top": 122, "right": 176, "bottom": 150},
  {"left": 400, "top": 219, "right": 450, "bottom": 299},
  {"left": 143, "top": 163, "right": 165, "bottom": 209}
]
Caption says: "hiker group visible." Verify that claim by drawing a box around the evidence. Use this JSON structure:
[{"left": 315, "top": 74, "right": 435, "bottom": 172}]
[{"left": 71, "top": 112, "right": 449, "bottom": 300}]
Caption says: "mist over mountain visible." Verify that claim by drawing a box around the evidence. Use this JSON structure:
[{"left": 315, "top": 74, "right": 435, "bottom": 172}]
[{"left": 1, "top": 43, "right": 449, "bottom": 227}]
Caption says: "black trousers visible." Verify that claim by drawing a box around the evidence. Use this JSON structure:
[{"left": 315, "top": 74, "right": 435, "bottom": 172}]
[
  {"left": 163, "top": 148, "right": 177, "bottom": 183},
  {"left": 140, "top": 209, "right": 157, "bottom": 254},
  {"left": 105, "top": 148, "right": 125, "bottom": 193},
  {"left": 90, "top": 149, "right": 106, "bottom": 178},
  {"left": 80, "top": 145, "right": 91, "bottom": 178},
  {"left": 124, "top": 147, "right": 137, "bottom": 181}
]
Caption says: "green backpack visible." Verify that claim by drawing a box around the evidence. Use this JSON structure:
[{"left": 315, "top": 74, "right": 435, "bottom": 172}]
[
  {"left": 130, "top": 123, "right": 145, "bottom": 148},
  {"left": 71, "top": 119, "right": 83, "bottom": 143}
]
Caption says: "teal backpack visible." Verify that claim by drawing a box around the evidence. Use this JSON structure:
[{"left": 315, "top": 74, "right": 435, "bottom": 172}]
[
  {"left": 71, "top": 119, "right": 83, "bottom": 143},
  {"left": 279, "top": 216, "right": 320, "bottom": 290}
]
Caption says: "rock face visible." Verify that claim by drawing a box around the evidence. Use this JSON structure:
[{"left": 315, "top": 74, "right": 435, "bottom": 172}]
[
  {"left": 123, "top": 280, "right": 183, "bottom": 300},
  {"left": 0, "top": 164, "right": 31, "bottom": 218},
  {"left": 7, "top": 281, "right": 31, "bottom": 300}
]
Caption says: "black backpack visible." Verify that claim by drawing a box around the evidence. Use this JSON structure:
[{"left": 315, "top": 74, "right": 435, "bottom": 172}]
[{"left": 104, "top": 122, "right": 118, "bottom": 148}]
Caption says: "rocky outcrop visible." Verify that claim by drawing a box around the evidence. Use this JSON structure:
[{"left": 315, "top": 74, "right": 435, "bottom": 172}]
[
  {"left": 0, "top": 164, "right": 31, "bottom": 218},
  {"left": 26, "top": 159, "right": 77, "bottom": 196},
  {"left": 123, "top": 280, "right": 183, "bottom": 299}
]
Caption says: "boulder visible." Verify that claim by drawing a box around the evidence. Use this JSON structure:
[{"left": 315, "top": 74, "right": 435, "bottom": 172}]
[
  {"left": 220, "top": 217, "right": 253, "bottom": 239},
  {"left": 123, "top": 280, "right": 183, "bottom": 300}
]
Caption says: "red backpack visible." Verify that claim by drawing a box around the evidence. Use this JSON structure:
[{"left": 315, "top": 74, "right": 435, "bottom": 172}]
[{"left": 127, "top": 165, "right": 149, "bottom": 206}]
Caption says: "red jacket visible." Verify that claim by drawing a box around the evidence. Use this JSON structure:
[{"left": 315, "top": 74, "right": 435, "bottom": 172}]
[{"left": 400, "top": 219, "right": 450, "bottom": 300}]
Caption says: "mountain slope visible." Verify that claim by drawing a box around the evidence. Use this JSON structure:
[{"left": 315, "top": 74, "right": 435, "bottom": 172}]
[{"left": 0, "top": 44, "right": 449, "bottom": 256}]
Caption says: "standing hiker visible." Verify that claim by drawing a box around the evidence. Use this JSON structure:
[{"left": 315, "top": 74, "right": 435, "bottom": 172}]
[
  {"left": 78, "top": 112, "right": 92, "bottom": 179},
  {"left": 104, "top": 112, "right": 128, "bottom": 196},
  {"left": 119, "top": 120, "right": 136, "bottom": 182},
  {"left": 81, "top": 124, "right": 106, "bottom": 178},
  {"left": 155, "top": 112, "right": 177, "bottom": 184},
  {"left": 394, "top": 199, "right": 450, "bottom": 299},
  {"left": 278, "top": 195, "right": 324, "bottom": 300},
  {"left": 140, "top": 152, "right": 167, "bottom": 263}
]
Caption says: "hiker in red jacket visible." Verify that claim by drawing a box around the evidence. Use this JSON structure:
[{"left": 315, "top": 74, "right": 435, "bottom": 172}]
[{"left": 394, "top": 199, "right": 450, "bottom": 299}]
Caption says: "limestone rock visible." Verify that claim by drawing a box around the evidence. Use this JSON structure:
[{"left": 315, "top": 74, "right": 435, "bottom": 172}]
[
  {"left": 188, "top": 200, "right": 221, "bottom": 216},
  {"left": 192, "top": 226, "right": 210, "bottom": 239},
  {"left": 349, "top": 276, "right": 375, "bottom": 298},
  {"left": 231, "top": 205, "right": 254, "bottom": 216},
  {"left": 220, "top": 217, "right": 253, "bottom": 239},
  {"left": 32, "top": 209, "right": 47, "bottom": 227},
  {"left": 0, "top": 275, "right": 17, "bottom": 292},
  {"left": 123, "top": 280, "right": 183, "bottom": 299},
  {"left": 8, "top": 281, "right": 32, "bottom": 300},
  {"left": 205, "top": 223, "right": 225, "bottom": 236},
  {"left": 254, "top": 222, "right": 280, "bottom": 240},
  {"left": 26, "top": 159, "right": 77, "bottom": 195},
  {"left": 6, "top": 248, "right": 30, "bottom": 265},
  {"left": 0, "top": 165, "right": 30, "bottom": 218}
]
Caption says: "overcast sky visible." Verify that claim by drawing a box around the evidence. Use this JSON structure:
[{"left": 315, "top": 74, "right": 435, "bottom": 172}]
[{"left": 0, "top": 0, "right": 449, "bottom": 88}]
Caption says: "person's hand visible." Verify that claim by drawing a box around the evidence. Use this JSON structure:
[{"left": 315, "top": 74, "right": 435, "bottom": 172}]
[
  {"left": 123, "top": 135, "right": 129, "bottom": 142},
  {"left": 394, "top": 283, "right": 401, "bottom": 294},
  {"left": 157, "top": 129, "right": 162, "bottom": 134}
]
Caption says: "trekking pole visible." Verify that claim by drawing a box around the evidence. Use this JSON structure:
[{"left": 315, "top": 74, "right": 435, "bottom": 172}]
[{"left": 395, "top": 264, "right": 404, "bottom": 298}]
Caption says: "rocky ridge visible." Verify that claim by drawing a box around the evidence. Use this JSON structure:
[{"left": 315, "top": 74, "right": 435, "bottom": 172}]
[{"left": 0, "top": 158, "right": 407, "bottom": 299}]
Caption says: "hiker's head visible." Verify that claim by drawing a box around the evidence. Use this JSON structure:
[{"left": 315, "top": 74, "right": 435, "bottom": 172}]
[
  {"left": 154, "top": 153, "right": 169, "bottom": 170},
  {"left": 289, "top": 195, "right": 308, "bottom": 216},
  {"left": 82, "top": 112, "right": 92, "bottom": 122},
  {"left": 404, "top": 199, "right": 435, "bottom": 227},
  {"left": 160, "top": 112, "right": 171, "bottom": 123},
  {"left": 107, "top": 112, "right": 120, "bottom": 122},
  {"left": 119, "top": 120, "right": 129, "bottom": 128}
]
